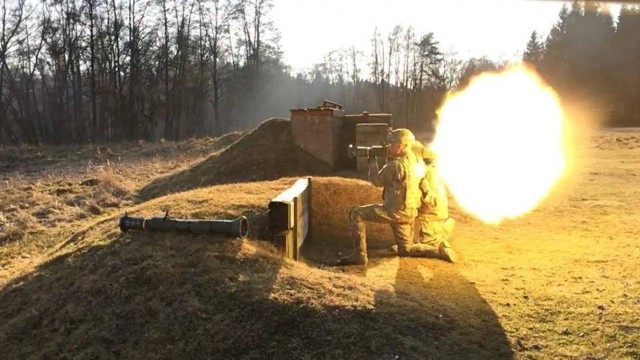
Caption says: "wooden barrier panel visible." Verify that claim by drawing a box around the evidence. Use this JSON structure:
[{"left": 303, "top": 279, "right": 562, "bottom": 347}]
[{"left": 268, "top": 177, "right": 312, "bottom": 260}]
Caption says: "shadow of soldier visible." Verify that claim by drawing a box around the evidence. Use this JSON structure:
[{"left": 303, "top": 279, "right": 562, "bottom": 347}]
[{"left": 371, "top": 257, "right": 514, "bottom": 359}]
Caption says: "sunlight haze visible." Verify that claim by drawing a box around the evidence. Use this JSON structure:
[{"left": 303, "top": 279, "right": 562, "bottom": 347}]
[{"left": 273, "top": 0, "right": 622, "bottom": 73}]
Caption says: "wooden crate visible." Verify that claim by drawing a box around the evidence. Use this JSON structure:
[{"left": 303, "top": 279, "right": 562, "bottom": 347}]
[{"left": 290, "top": 108, "right": 344, "bottom": 169}]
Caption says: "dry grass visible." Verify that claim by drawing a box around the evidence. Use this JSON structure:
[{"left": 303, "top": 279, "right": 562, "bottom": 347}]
[
  {"left": 0, "top": 132, "right": 244, "bottom": 275},
  {"left": 0, "top": 132, "right": 246, "bottom": 174},
  {"left": 446, "top": 130, "right": 640, "bottom": 359},
  {"left": 0, "top": 127, "right": 639, "bottom": 359}
]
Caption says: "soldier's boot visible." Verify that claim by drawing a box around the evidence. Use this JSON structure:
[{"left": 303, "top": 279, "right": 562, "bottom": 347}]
[
  {"left": 407, "top": 243, "right": 441, "bottom": 258},
  {"left": 338, "top": 222, "right": 368, "bottom": 266},
  {"left": 389, "top": 243, "right": 431, "bottom": 252},
  {"left": 392, "top": 243, "right": 440, "bottom": 258},
  {"left": 438, "top": 239, "right": 457, "bottom": 263}
]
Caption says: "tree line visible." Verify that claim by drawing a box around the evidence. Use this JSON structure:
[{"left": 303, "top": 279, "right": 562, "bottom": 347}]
[
  {"left": 0, "top": 0, "right": 288, "bottom": 144},
  {"left": 0, "top": 0, "right": 637, "bottom": 145},
  {"left": 525, "top": 2, "right": 640, "bottom": 127}
]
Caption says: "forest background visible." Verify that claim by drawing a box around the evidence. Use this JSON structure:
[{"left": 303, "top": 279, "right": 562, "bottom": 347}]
[{"left": 0, "top": 0, "right": 637, "bottom": 144}]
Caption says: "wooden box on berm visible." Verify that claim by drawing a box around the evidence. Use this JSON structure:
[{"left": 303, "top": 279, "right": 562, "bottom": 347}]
[{"left": 290, "top": 107, "right": 345, "bottom": 169}]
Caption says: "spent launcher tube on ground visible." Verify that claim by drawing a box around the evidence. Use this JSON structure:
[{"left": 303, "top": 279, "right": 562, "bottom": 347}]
[{"left": 118, "top": 211, "right": 249, "bottom": 238}]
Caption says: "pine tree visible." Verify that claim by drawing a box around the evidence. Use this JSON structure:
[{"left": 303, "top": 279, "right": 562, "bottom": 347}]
[
  {"left": 543, "top": 4, "right": 569, "bottom": 63},
  {"left": 523, "top": 31, "right": 544, "bottom": 64},
  {"left": 614, "top": 5, "right": 640, "bottom": 125}
]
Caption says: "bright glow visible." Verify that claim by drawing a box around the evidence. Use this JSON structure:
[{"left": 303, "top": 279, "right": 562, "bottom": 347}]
[
  {"left": 413, "top": 160, "right": 426, "bottom": 179},
  {"left": 272, "top": 0, "right": 623, "bottom": 73},
  {"left": 431, "top": 64, "right": 570, "bottom": 224}
]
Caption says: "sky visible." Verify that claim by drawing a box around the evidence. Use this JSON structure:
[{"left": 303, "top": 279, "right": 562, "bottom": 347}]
[{"left": 272, "top": 0, "right": 623, "bottom": 73}]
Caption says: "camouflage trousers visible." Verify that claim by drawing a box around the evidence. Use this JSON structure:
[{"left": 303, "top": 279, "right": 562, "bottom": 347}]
[
  {"left": 349, "top": 204, "right": 415, "bottom": 255},
  {"left": 417, "top": 214, "right": 455, "bottom": 246}
]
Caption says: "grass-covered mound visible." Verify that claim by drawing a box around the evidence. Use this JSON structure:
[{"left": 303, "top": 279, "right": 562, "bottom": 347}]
[
  {"left": 137, "top": 118, "right": 334, "bottom": 200},
  {"left": 0, "top": 177, "right": 512, "bottom": 359}
]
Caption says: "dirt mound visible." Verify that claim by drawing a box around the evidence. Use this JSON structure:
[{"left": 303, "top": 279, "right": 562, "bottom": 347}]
[
  {"left": 208, "top": 130, "right": 246, "bottom": 149},
  {"left": 137, "top": 118, "right": 334, "bottom": 200},
  {"left": 0, "top": 178, "right": 511, "bottom": 359}
]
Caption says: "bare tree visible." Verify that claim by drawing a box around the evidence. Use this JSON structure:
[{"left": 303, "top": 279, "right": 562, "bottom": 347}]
[
  {"left": 0, "top": 0, "right": 26, "bottom": 143},
  {"left": 434, "top": 51, "right": 465, "bottom": 90},
  {"left": 206, "top": 0, "right": 230, "bottom": 135}
]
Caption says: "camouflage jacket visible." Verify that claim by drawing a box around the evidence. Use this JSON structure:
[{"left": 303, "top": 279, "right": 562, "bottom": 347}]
[
  {"left": 368, "top": 151, "right": 422, "bottom": 218},
  {"left": 419, "top": 163, "right": 449, "bottom": 220}
]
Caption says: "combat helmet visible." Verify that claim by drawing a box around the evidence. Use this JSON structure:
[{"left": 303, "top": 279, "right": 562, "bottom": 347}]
[{"left": 388, "top": 128, "right": 416, "bottom": 145}]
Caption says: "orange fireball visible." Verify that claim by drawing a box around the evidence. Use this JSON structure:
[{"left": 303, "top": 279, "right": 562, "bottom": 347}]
[{"left": 431, "top": 64, "right": 571, "bottom": 224}]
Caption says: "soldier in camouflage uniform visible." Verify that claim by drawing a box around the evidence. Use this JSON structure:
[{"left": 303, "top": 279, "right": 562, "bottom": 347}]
[
  {"left": 414, "top": 142, "right": 457, "bottom": 263},
  {"left": 339, "top": 128, "right": 439, "bottom": 266}
]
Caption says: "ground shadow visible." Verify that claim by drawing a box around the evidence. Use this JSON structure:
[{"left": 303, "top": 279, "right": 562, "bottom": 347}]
[
  {"left": 2, "top": 226, "right": 513, "bottom": 359},
  {"left": 0, "top": 228, "right": 287, "bottom": 358},
  {"left": 374, "top": 257, "right": 514, "bottom": 359},
  {"left": 300, "top": 238, "right": 514, "bottom": 359}
]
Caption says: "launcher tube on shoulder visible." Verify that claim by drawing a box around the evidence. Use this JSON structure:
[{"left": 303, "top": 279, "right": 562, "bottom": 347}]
[
  {"left": 347, "top": 144, "right": 389, "bottom": 159},
  {"left": 118, "top": 211, "right": 249, "bottom": 238}
]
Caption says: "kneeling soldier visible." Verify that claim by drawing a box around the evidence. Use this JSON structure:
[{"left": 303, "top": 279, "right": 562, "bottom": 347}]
[{"left": 339, "top": 128, "right": 439, "bottom": 266}]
